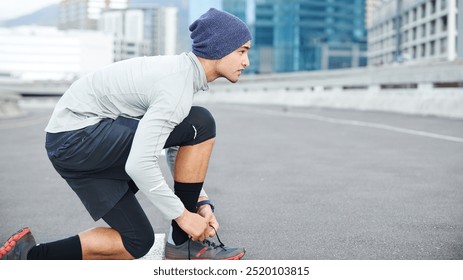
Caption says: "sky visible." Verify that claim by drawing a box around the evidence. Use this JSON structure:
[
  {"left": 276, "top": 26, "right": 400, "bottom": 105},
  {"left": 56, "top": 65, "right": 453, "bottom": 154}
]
[
  {"left": 0, "top": 0, "right": 224, "bottom": 22},
  {"left": 0, "top": 0, "right": 60, "bottom": 21},
  {"left": 189, "top": 0, "right": 222, "bottom": 23}
]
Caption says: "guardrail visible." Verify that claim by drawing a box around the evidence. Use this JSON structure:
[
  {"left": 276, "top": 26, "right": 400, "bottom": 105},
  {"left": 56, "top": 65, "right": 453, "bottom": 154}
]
[
  {"left": 199, "top": 60, "right": 463, "bottom": 119},
  {"left": 1, "top": 60, "right": 462, "bottom": 119},
  {"left": 0, "top": 91, "right": 24, "bottom": 118}
]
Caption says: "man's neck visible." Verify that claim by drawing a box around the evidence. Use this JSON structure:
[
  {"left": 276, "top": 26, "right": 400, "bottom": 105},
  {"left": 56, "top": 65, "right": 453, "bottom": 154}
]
[{"left": 197, "top": 56, "right": 219, "bottom": 83}]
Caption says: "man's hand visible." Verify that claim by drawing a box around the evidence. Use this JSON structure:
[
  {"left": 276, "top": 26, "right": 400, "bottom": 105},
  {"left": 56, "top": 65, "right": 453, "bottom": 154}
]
[
  {"left": 175, "top": 209, "right": 209, "bottom": 242},
  {"left": 197, "top": 202, "right": 219, "bottom": 237}
]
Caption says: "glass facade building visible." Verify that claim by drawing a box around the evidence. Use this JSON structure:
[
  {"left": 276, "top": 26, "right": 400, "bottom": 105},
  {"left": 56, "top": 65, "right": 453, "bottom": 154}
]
[
  {"left": 248, "top": 0, "right": 367, "bottom": 73},
  {"left": 222, "top": 0, "right": 248, "bottom": 21}
]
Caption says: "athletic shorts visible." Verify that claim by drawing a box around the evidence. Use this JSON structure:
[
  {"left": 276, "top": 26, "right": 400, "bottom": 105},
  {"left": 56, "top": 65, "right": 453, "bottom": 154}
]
[{"left": 45, "top": 106, "right": 216, "bottom": 221}]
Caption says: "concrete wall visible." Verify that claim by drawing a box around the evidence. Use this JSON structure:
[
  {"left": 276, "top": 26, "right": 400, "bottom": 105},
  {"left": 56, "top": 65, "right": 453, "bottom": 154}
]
[
  {"left": 0, "top": 92, "right": 23, "bottom": 119},
  {"left": 2, "top": 59, "right": 462, "bottom": 119},
  {"left": 197, "top": 60, "right": 463, "bottom": 119}
]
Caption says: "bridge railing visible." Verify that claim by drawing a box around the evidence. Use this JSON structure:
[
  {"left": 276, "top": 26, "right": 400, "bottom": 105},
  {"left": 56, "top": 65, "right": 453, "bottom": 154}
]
[{"left": 198, "top": 60, "right": 463, "bottom": 119}]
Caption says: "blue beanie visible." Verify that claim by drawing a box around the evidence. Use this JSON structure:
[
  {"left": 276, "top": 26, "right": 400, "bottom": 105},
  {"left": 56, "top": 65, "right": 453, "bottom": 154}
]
[{"left": 189, "top": 8, "right": 252, "bottom": 59}]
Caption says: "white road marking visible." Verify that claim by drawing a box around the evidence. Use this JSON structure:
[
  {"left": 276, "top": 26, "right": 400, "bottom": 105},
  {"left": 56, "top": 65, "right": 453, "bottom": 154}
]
[{"left": 230, "top": 106, "right": 463, "bottom": 144}]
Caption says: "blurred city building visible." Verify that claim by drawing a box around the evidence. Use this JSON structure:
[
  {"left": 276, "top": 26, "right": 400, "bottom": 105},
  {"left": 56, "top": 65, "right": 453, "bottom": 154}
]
[
  {"left": 100, "top": 5, "right": 177, "bottom": 61},
  {"left": 59, "top": 0, "right": 179, "bottom": 61},
  {"left": 246, "top": 0, "right": 367, "bottom": 73},
  {"left": 128, "top": 0, "right": 192, "bottom": 54},
  {"left": 222, "top": 0, "right": 248, "bottom": 21},
  {"left": 59, "top": 0, "right": 129, "bottom": 30},
  {"left": 0, "top": 26, "right": 113, "bottom": 82},
  {"left": 366, "top": 0, "right": 383, "bottom": 28},
  {"left": 368, "top": 0, "right": 462, "bottom": 65}
]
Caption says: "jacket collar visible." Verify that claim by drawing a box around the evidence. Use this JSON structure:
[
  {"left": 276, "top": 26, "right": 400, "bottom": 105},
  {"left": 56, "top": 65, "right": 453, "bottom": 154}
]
[{"left": 187, "top": 52, "right": 209, "bottom": 93}]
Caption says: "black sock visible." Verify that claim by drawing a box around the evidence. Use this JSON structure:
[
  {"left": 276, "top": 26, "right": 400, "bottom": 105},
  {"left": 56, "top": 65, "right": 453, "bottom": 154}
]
[
  {"left": 171, "top": 181, "right": 203, "bottom": 245},
  {"left": 27, "top": 235, "right": 82, "bottom": 260}
]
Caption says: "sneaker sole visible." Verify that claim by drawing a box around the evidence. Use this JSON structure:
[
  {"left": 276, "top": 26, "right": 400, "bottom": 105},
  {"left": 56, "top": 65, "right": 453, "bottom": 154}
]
[
  {"left": 0, "top": 227, "right": 31, "bottom": 259},
  {"left": 164, "top": 250, "right": 245, "bottom": 260},
  {"left": 226, "top": 251, "right": 245, "bottom": 260}
]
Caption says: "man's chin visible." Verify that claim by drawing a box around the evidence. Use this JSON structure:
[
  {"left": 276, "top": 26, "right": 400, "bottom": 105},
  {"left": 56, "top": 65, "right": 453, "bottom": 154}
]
[{"left": 226, "top": 76, "right": 239, "bottom": 83}]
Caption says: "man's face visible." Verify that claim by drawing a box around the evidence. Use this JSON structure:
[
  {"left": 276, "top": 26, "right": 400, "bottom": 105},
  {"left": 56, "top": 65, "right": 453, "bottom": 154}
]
[{"left": 215, "top": 41, "right": 251, "bottom": 83}]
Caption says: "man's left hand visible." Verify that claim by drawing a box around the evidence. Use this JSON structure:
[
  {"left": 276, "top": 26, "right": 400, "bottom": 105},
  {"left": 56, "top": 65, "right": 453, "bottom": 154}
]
[{"left": 196, "top": 202, "right": 219, "bottom": 237}]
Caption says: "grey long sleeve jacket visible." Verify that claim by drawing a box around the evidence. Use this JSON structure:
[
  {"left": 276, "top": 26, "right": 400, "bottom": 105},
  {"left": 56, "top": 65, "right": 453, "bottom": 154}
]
[{"left": 45, "top": 52, "right": 209, "bottom": 220}]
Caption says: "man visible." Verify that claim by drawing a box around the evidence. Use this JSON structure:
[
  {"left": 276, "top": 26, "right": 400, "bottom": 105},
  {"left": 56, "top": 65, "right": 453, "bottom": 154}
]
[{"left": 0, "top": 8, "right": 251, "bottom": 260}]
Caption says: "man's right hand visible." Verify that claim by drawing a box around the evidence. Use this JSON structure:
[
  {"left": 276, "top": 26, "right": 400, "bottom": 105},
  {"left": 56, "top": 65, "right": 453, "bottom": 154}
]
[{"left": 175, "top": 209, "right": 209, "bottom": 242}]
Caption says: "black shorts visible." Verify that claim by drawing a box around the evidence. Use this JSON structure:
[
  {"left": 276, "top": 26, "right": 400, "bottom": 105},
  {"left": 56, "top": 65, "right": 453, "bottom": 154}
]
[{"left": 45, "top": 106, "right": 216, "bottom": 221}]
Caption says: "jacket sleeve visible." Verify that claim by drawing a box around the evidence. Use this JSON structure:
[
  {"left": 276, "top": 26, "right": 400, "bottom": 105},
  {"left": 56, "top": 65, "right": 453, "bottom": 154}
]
[{"left": 125, "top": 88, "right": 191, "bottom": 220}]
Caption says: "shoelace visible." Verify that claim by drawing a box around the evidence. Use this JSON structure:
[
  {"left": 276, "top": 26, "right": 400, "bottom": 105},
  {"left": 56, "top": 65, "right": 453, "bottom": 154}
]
[{"left": 188, "top": 225, "right": 226, "bottom": 260}]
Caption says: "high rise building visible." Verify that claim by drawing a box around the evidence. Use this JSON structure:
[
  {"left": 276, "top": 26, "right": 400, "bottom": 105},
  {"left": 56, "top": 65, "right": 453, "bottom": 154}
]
[
  {"left": 366, "top": 0, "right": 384, "bottom": 28},
  {"left": 250, "top": 0, "right": 367, "bottom": 73},
  {"left": 368, "top": 0, "right": 462, "bottom": 65},
  {"left": 222, "top": 0, "right": 256, "bottom": 69},
  {"left": 59, "top": 0, "right": 129, "bottom": 30},
  {"left": 100, "top": 5, "right": 178, "bottom": 61},
  {"left": 222, "top": 0, "right": 248, "bottom": 22},
  {"left": 127, "top": 0, "right": 191, "bottom": 53}
]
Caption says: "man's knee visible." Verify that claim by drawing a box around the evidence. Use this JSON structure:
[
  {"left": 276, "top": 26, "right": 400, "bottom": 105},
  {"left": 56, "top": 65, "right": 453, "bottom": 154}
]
[
  {"left": 188, "top": 106, "right": 216, "bottom": 144},
  {"left": 121, "top": 226, "right": 155, "bottom": 259}
]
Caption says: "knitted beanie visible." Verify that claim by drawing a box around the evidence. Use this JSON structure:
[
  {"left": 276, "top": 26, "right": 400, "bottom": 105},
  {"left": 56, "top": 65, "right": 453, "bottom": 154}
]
[{"left": 189, "top": 8, "right": 252, "bottom": 59}]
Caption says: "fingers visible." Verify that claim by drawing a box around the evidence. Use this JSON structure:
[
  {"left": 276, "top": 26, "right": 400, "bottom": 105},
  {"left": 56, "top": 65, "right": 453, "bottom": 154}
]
[
  {"left": 175, "top": 209, "right": 209, "bottom": 242},
  {"left": 189, "top": 217, "right": 219, "bottom": 240},
  {"left": 196, "top": 205, "right": 219, "bottom": 236},
  {"left": 175, "top": 208, "right": 223, "bottom": 242},
  {"left": 188, "top": 216, "right": 209, "bottom": 242},
  {"left": 208, "top": 219, "right": 219, "bottom": 237}
]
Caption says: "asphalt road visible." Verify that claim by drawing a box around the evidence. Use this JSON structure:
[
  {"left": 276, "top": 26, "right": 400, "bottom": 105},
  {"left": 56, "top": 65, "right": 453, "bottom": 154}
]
[{"left": 1, "top": 99, "right": 462, "bottom": 260}]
